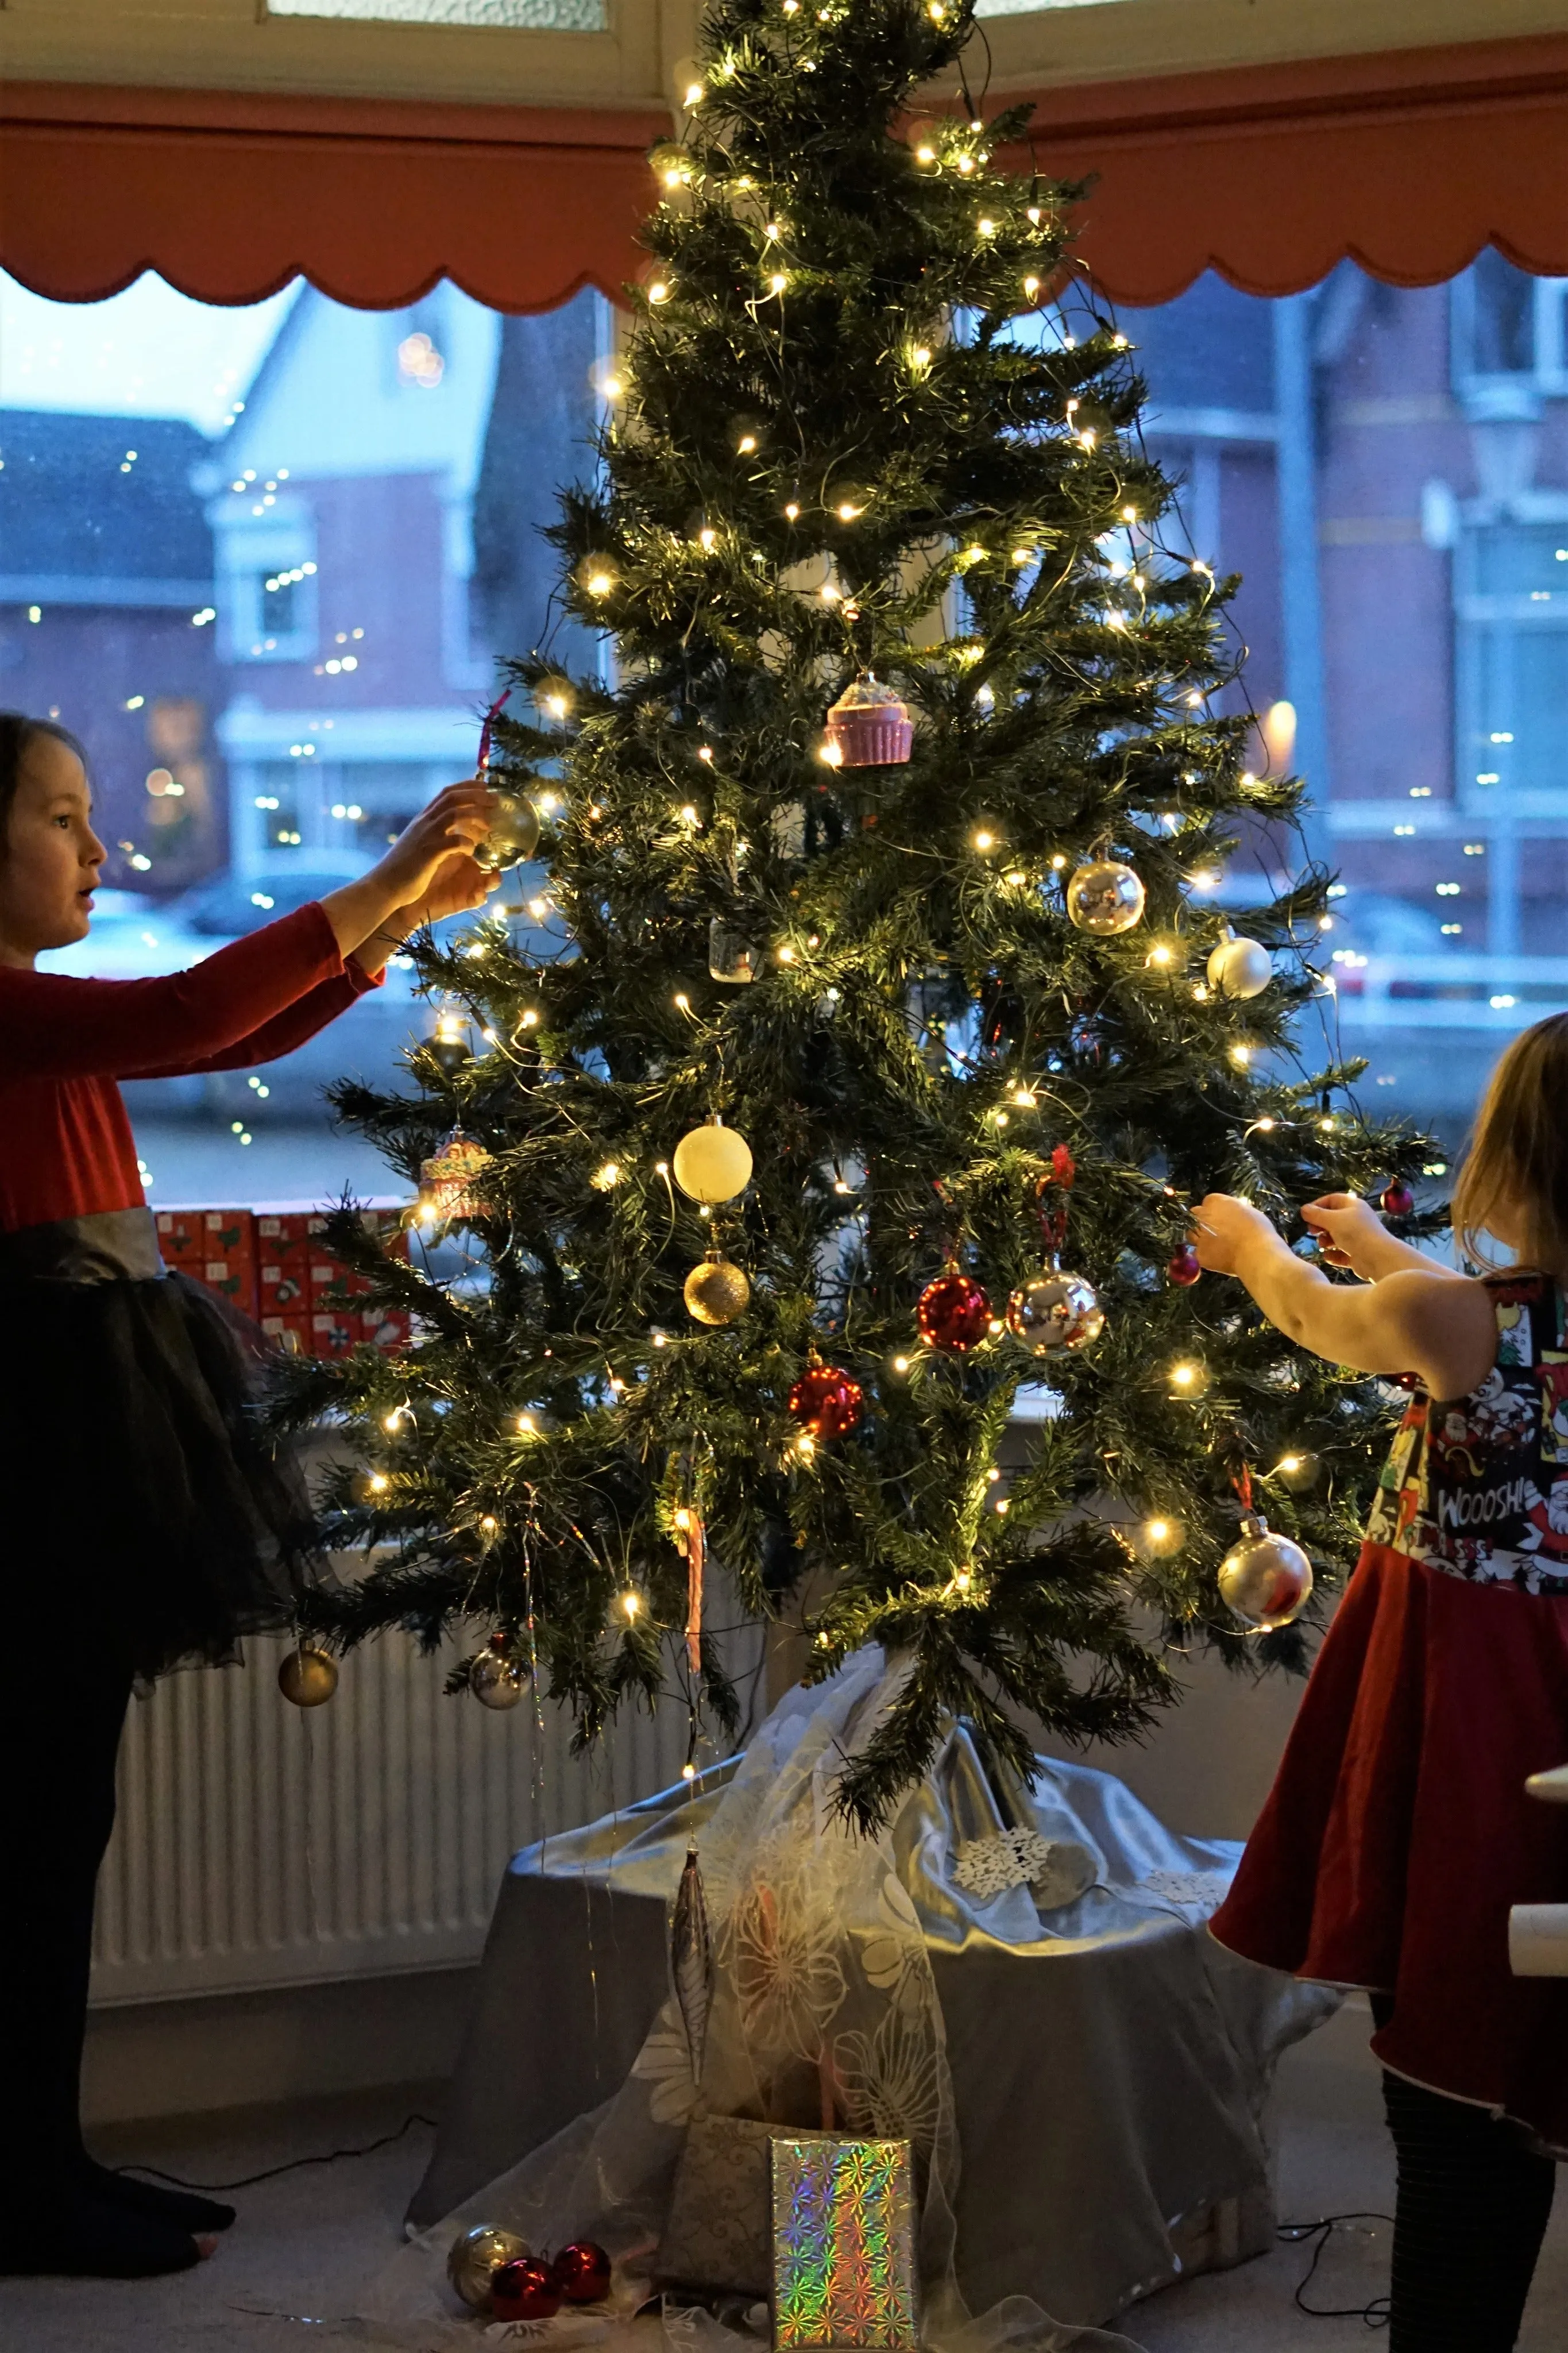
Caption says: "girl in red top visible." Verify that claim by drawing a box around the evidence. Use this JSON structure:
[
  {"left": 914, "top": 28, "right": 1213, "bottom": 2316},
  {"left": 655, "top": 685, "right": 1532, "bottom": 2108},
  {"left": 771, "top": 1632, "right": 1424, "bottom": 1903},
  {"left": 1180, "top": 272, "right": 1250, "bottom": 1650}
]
[
  {"left": 1194, "top": 1019, "right": 1568, "bottom": 2353},
  {"left": 0, "top": 713, "right": 497, "bottom": 2281}
]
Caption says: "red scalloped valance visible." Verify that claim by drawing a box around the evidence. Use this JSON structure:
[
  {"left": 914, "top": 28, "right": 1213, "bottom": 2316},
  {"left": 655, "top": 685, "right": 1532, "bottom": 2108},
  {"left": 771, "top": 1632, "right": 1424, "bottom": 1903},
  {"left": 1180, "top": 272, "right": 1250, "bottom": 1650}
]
[
  {"left": 6, "top": 32, "right": 1568, "bottom": 315},
  {"left": 0, "top": 83, "right": 668, "bottom": 312},
  {"left": 1007, "top": 30, "right": 1568, "bottom": 304}
]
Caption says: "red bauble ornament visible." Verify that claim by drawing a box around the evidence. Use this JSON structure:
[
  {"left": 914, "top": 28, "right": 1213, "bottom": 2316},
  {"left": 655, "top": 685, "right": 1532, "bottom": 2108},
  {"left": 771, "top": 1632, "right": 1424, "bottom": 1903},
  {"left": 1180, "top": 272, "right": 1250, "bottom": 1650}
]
[
  {"left": 1167, "top": 1245, "right": 1202, "bottom": 1288},
  {"left": 492, "top": 2257, "right": 562, "bottom": 2323},
  {"left": 1380, "top": 1180, "right": 1416, "bottom": 1218},
  {"left": 916, "top": 1270, "right": 992, "bottom": 1353},
  {"left": 788, "top": 1364, "right": 864, "bottom": 1441},
  {"left": 553, "top": 2240, "right": 613, "bottom": 2305}
]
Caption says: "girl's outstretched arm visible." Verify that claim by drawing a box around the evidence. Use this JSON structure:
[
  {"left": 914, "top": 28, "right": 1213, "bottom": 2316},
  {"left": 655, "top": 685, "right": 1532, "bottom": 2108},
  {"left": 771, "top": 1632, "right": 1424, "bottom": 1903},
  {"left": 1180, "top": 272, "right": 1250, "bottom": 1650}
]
[{"left": 1191, "top": 1193, "right": 1498, "bottom": 1401}]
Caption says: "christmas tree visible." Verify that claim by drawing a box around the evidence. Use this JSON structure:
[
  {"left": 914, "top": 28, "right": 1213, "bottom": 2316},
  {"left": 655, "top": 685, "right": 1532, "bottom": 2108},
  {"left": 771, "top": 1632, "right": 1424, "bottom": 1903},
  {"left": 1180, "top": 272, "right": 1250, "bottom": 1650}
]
[{"left": 280, "top": 0, "right": 1428, "bottom": 1831}]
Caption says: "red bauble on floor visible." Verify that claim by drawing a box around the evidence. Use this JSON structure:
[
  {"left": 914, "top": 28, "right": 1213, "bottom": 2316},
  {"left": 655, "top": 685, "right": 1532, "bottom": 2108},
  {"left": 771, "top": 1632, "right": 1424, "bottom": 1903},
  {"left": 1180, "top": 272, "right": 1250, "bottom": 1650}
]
[
  {"left": 492, "top": 2256, "right": 562, "bottom": 2321},
  {"left": 553, "top": 2239, "right": 613, "bottom": 2303}
]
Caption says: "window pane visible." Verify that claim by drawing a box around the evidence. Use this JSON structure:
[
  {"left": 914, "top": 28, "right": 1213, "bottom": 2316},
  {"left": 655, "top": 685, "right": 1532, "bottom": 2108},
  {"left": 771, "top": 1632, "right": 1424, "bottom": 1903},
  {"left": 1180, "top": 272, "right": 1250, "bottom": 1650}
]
[
  {"left": 267, "top": 0, "right": 607, "bottom": 24},
  {"left": 2, "top": 269, "right": 610, "bottom": 1203}
]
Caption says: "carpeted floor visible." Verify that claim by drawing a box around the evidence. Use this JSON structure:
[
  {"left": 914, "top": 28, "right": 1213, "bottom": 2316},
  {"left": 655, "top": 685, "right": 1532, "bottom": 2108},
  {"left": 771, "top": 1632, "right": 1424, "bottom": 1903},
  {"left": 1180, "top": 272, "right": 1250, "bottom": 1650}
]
[{"left": 3, "top": 2001, "right": 1566, "bottom": 2351}]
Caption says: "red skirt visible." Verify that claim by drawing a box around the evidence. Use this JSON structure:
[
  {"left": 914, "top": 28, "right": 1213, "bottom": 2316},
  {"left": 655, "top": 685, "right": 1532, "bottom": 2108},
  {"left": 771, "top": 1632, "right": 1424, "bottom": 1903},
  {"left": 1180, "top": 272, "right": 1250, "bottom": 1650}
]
[{"left": 1210, "top": 1542, "right": 1568, "bottom": 2150}]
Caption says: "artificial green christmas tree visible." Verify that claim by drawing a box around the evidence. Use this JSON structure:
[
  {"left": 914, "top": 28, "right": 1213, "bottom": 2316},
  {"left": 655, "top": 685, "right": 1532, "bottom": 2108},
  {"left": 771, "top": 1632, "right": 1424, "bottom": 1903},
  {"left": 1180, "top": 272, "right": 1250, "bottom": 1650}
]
[{"left": 278, "top": 0, "right": 1430, "bottom": 1831}]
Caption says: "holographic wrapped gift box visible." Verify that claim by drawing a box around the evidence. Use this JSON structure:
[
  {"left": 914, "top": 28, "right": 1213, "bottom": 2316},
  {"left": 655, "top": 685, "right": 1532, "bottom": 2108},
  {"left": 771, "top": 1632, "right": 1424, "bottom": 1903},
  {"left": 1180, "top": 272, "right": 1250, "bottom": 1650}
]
[{"left": 770, "top": 2136, "right": 918, "bottom": 2351}]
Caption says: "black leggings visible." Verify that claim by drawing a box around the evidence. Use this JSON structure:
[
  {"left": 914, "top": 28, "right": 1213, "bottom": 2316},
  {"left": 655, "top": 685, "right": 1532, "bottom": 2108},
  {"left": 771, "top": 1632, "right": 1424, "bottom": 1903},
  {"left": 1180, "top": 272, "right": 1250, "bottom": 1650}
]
[
  {"left": 0, "top": 1635, "right": 134, "bottom": 2213},
  {"left": 1375, "top": 2008, "right": 1557, "bottom": 2351}
]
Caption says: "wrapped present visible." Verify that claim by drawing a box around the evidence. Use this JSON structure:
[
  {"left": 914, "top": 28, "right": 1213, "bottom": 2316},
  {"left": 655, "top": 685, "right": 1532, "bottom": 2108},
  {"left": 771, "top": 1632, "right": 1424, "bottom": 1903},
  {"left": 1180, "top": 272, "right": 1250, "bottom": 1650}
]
[
  {"left": 156, "top": 1209, "right": 258, "bottom": 1317},
  {"left": 770, "top": 2138, "right": 918, "bottom": 2351}
]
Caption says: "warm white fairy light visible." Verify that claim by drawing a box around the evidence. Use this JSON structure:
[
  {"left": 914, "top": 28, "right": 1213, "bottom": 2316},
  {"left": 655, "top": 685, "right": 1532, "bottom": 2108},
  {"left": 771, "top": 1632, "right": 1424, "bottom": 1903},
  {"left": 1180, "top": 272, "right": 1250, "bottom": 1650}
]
[
  {"left": 784, "top": 500, "right": 801, "bottom": 520},
  {"left": 818, "top": 740, "right": 844, "bottom": 766},
  {"left": 518, "top": 1008, "right": 539, "bottom": 1028},
  {"left": 977, "top": 216, "right": 996, "bottom": 237},
  {"left": 738, "top": 432, "right": 758, "bottom": 453},
  {"left": 673, "top": 992, "right": 692, "bottom": 1010},
  {"left": 1168, "top": 1360, "right": 1208, "bottom": 1395},
  {"left": 516, "top": 1412, "right": 539, "bottom": 1436},
  {"left": 698, "top": 526, "right": 717, "bottom": 550},
  {"left": 585, "top": 568, "right": 614, "bottom": 597},
  {"left": 972, "top": 828, "right": 996, "bottom": 852},
  {"left": 1023, "top": 276, "right": 1040, "bottom": 298},
  {"left": 592, "top": 1161, "right": 623, "bottom": 1190},
  {"left": 620, "top": 1590, "right": 642, "bottom": 1619},
  {"left": 768, "top": 271, "right": 789, "bottom": 294},
  {"left": 648, "top": 281, "right": 670, "bottom": 304}
]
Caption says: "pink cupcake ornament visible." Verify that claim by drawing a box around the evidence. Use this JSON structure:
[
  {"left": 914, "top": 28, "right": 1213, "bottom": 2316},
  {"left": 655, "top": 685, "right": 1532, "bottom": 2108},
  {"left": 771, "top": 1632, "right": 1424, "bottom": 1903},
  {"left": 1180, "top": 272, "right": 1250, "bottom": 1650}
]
[{"left": 823, "top": 673, "right": 913, "bottom": 769}]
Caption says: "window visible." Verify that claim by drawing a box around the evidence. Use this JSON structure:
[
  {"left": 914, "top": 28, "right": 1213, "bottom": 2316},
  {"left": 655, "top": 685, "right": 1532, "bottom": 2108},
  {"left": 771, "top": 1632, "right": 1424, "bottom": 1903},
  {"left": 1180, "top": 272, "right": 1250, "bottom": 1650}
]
[
  {"left": 1454, "top": 520, "right": 1568, "bottom": 806},
  {"left": 267, "top": 0, "right": 607, "bottom": 23},
  {"left": 4, "top": 265, "right": 612, "bottom": 1202}
]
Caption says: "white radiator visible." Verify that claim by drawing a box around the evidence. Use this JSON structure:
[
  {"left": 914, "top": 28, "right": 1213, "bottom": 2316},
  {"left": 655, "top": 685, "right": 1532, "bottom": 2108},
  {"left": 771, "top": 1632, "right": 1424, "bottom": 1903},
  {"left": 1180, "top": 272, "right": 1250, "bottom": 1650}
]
[{"left": 90, "top": 1628, "right": 749, "bottom": 2007}]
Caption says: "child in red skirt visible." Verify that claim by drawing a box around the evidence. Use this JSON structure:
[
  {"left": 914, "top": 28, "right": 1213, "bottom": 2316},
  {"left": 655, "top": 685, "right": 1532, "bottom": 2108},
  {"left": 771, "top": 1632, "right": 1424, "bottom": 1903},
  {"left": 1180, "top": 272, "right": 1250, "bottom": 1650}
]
[
  {"left": 1194, "top": 1016, "right": 1568, "bottom": 2352},
  {"left": 0, "top": 713, "right": 497, "bottom": 2279}
]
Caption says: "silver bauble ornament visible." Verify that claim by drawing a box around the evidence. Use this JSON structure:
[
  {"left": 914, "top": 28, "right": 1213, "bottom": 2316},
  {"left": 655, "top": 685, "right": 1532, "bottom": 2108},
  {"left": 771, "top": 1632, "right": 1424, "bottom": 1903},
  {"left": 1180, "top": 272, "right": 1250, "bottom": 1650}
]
[
  {"left": 1065, "top": 858, "right": 1145, "bottom": 936},
  {"left": 1005, "top": 1264, "right": 1104, "bottom": 1356},
  {"left": 470, "top": 1655, "right": 526, "bottom": 1710},
  {"left": 474, "top": 788, "right": 540, "bottom": 872},
  {"left": 1217, "top": 1513, "right": 1314, "bottom": 1631},
  {"left": 671, "top": 1120, "right": 753, "bottom": 1203},
  {"left": 447, "top": 2224, "right": 530, "bottom": 2311},
  {"left": 683, "top": 1256, "right": 751, "bottom": 1325},
  {"left": 1206, "top": 932, "right": 1273, "bottom": 999},
  {"left": 277, "top": 1645, "right": 338, "bottom": 1707}
]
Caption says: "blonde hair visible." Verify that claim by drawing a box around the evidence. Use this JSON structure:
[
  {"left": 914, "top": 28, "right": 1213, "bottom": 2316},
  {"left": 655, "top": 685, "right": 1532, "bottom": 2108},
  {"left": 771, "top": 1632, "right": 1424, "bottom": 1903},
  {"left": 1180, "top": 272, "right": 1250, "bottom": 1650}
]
[{"left": 1451, "top": 1013, "right": 1568, "bottom": 1273}]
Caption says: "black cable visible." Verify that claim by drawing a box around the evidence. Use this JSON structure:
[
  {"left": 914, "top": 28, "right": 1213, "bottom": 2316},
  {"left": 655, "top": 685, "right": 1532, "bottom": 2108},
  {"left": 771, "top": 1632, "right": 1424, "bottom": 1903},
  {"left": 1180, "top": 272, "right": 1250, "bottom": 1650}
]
[
  {"left": 112, "top": 2109, "right": 437, "bottom": 2195},
  {"left": 1279, "top": 2212, "right": 1393, "bottom": 2327}
]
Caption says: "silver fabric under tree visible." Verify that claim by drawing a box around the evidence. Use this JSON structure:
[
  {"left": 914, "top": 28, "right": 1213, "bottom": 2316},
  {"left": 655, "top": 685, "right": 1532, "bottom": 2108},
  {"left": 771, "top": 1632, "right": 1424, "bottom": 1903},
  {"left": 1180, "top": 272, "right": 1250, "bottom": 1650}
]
[{"left": 371, "top": 1649, "right": 1332, "bottom": 2347}]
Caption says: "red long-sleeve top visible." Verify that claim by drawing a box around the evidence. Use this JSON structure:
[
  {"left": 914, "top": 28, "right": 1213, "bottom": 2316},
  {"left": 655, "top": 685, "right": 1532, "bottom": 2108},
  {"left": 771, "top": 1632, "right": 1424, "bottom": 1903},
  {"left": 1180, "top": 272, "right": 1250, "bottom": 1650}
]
[{"left": 0, "top": 902, "right": 381, "bottom": 1233}]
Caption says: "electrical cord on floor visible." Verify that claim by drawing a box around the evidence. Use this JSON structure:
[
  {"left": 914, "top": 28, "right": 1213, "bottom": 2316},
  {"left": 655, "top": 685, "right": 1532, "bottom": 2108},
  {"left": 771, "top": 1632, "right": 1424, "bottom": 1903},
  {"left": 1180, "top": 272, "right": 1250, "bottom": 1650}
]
[
  {"left": 1278, "top": 2212, "right": 1394, "bottom": 2327},
  {"left": 111, "top": 2109, "right": 438, "bottom": 2194}
]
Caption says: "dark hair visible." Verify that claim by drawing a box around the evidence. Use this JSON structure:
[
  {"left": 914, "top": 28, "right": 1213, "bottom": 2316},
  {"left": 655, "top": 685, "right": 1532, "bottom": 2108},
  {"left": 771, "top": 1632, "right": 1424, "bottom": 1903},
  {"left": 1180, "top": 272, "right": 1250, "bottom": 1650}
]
[
  {"left": 1451, "top": 1012, "right": 1568, "bottom": 1273},
  {"left": 0, "top": 713, "right": 90, "bottom": 852}
]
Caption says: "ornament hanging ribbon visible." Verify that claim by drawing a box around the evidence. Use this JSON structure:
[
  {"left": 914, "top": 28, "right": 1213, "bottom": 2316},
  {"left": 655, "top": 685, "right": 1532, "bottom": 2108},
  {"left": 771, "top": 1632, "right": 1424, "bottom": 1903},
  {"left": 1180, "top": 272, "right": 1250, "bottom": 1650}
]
[
  {"left": 477, "top": 687, "right": 511, "bottom": 774},
  {"left": 1231, "top": 1465, "right": 1254, "bottom": 1514},
  {"left": 1035, "top": 1144, "right": 1077, "bottom": 1256},
  {"left": 674, "top": 1505, "right": 705, "bottom": 1676}
]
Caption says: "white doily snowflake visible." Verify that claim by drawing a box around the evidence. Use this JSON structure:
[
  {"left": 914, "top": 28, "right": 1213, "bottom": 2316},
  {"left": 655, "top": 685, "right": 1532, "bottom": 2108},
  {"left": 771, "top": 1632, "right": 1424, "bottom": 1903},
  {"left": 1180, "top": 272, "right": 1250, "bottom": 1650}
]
[
  {"left": 1132, "top": 1868, "right": 1233, "bottom": 1911},
  {"left": 952, "top": 1829, "right": 1058, "bottom": 1900}
]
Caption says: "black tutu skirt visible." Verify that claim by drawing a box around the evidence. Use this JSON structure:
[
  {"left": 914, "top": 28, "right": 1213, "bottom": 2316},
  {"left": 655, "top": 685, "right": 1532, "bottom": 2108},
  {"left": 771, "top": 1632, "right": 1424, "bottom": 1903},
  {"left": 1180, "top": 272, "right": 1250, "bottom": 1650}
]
[{"left": 0, "top": 1208, "right": 325, "bottom": 1680}]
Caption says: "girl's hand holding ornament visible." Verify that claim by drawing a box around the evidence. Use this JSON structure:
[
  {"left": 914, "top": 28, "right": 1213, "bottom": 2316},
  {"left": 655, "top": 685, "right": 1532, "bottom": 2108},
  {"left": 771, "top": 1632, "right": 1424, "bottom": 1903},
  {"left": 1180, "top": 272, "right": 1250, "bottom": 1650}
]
[{"left": 1189, "top": 1193, "right": 1285, "bottom": 1278}]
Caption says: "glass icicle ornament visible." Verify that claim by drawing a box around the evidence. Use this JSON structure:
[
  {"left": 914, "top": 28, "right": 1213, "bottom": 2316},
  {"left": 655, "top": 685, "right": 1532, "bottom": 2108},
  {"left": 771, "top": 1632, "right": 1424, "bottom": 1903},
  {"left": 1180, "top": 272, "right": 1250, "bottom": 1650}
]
[
  {"left": 671, "top": 1118, "right": 753, "bottom": 1202},
  {"left": 1206, "top": 929, "right": 1273, "bottom": 998},
  {"left": 1065, "top": 857, "right": 1146, "bottom": 935},
  {"left": 823, "top": 673, "right": 913, "bottom": 768},
  {"left": 1218, "top": 1512, "right": 1315, "bottom": 1631},
  {"left": 417, "top": 1128, "right": 492, "bottom": 1224}
]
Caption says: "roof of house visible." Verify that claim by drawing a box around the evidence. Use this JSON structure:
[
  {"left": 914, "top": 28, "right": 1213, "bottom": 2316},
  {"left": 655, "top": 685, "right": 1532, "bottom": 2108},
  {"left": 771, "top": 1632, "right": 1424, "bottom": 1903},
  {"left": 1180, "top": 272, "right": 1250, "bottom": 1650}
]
[{"left": 0, "top": 410, "right": 214, "bottom": 607}]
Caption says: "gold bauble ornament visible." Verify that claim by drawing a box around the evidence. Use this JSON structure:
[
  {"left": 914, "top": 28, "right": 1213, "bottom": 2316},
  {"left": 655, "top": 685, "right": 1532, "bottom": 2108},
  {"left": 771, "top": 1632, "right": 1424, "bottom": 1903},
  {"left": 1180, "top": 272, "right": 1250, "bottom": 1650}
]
[
  {"left": 1206, "top": 931, "right": 1273, "bottom": 1000},
  {"left": 447, "top": 2225, "right": 531, "bottom": 2312},
  {"left": 277, "top": 1645, "right": 338, "bottom": 1707},
  {"left": 1065, "top": 858, "right": 1146, "bottom": 936},
  {"left": 671, "top": 1120, "right": 754, "bottom": 1203},
  {"left": 1217, "top": 1513, "right": 1314, "bottom": 1631},
  {"left": 683, "top": 1256, "right": 751, "bottom": 1325},
  {"left": 473, "top": 788, "right": 540, "bottom": 872}
]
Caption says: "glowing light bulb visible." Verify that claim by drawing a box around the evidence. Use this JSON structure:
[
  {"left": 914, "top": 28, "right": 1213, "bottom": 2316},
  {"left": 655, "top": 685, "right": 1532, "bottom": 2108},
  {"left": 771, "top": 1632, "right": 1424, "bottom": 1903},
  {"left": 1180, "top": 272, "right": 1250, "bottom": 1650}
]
[
  {"left": 1022, "top": 275, "right": 1040, "bottom": 298},
  {"left": 893, "top": 1355, "right": 910, "bottom": 1374},
  {"left": 768, "top": 272, "right": 788, "bottom": 294},
  {"left": 516, "top": 1413, "right": 538, "bottom": 1436},
  {"left": 480, "top": 1515, "right": 499, "bottom": 1535},
  {"left": 738, "top": 432, "right": 758, "bottom": 453},
  {"left": 681, "top": 1762, "right": 698, "bottom": 1781},
  {"left": 1168, "top": 1360, "right": 1208, "bottom": 1395},
  {"left": 978, "top": 216, "right": 995, "bottom": 236},
  {"left": 674, "top": 991, "right": 692, "bottom": 1010},
  {"left": 679, "top": 804, "right": 698, "bottom": 823},
  {"left": 621, "top": 1590, "right": 641, "bottom": 1619},
  {"left": 836, "top": 500, "right": 860, "bottom": 520},
  {"left": 592, "top": 1162, "right": 622, "bottom": 1189},
  {"left": 818, "top": 741, "right": 843, "bottom": 766},
  {"left": 912, "top": 345, "right": 932, "bottom": 365},
  {"left": 586, "top": 569, "right": 614, "bottom": 597},
  {"left": 683, "top": 79, "right": 704, "bottom": 105},
  {"left": 785, "top": 501, "right": 801, "bottom": 520},
  {"left": 647, "top": 281, "right": 670, "bottom": 304},
  {"left": 698, "top": 526, "right": 717, "bottom": 550},
  {"left": 972, "top": 830, "right": 996, "bottom": 852},
  {"left": 916, "top": 145, "right": 936, "bottom": 165},
  {"left": 368, "top": 1472, "right": 389, "bottom": 1494},
  {"left": 383, "top": 1409, "right": 404, "bottom": 1432}
]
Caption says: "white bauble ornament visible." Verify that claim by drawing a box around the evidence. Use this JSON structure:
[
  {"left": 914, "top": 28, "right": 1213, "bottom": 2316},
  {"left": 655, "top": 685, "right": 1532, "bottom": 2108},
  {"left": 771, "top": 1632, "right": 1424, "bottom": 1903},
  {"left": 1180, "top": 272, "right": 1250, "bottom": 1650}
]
[
  {"left": 1065, "top": 858, "right": 1146, "bottom": 936},
  {"left": 671, "top": 1120, "right": 753, "bottom": 1203},
  {"left": 1206, "top": 932, "right": 1273, "bottom": 1000},
  {"left": 1217, "top": 1513, "right": 1314, "bottom": 1631}
]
